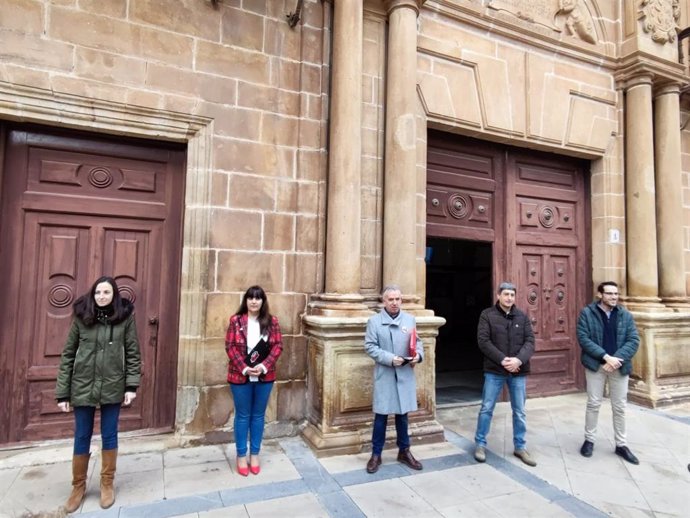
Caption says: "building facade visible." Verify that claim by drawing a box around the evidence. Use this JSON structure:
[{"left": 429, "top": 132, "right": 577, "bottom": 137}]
[{"left": 0, "top": 0, "right": 688, "bottom": 451}]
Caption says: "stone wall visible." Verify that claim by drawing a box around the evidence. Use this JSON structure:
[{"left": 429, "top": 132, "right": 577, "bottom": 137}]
[
  {"left": 417, "top": 0, "right": 622, "bottom": 289},
  {"left": 0, "top": 0, "right": 330, "bottom": 438}
]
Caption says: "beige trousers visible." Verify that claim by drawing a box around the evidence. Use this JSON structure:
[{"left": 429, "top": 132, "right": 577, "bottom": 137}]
[{"left": 584, "top": 366, "right": 629, "bottom": 447}]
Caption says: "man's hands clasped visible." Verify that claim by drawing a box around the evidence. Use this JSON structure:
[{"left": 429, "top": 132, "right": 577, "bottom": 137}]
[
  {"left": 393, "top": 354, "right": 420, "bottom": 367},
  {"left": 502, "top": 357, "right": 522, "bottom": 373}
]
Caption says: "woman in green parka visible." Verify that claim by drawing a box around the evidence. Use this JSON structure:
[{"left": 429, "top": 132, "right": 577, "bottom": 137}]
[{"left": 55, "top": 276, "right": 141, "bottom": 512}]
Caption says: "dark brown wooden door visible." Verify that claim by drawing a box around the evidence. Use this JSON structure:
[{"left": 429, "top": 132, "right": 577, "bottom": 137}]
[
  {"left": 0, "top": 126, "right": 185, "bottom": 444},
  {"left": 507, "top": 151, "right": 587, "bottom": 395},
  {"left": 427, "top": 133, "right": 589, "bottom": 397},
  {"left": 517, "top": 247, "right": 578, "bottom": 394}
]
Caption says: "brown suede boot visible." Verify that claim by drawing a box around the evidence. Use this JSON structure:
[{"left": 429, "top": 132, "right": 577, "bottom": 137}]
[
  {"left": 64, "top": 453, "right": 90, "bottom": 513},
  {"left": 99, "top": 448, "right": 117, "bottom": 509}
]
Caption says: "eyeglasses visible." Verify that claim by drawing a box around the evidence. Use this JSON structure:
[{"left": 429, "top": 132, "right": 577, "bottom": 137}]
[{"left": 602, "top": 292, "right": 619, "bottom": 296}]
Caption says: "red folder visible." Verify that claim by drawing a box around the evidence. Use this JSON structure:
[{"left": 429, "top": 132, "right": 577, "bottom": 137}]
[{"left": 409, "top": 328, "right": 417, "bottom": 358}]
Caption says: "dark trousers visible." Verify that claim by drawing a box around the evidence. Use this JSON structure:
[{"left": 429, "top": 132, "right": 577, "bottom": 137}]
[
  {"left": 73, "top": 403, "right": 121, "bottom": 455},
  {"left": 371, "top": 413, "right": 409, "bottom": 456}
]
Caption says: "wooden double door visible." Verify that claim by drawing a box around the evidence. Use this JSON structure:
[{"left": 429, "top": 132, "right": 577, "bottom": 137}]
[
  {"left": 0, "top": 125, "right": 186, "bottom": 444},
  {"left": 427, "top": 132, "right": 589, "bottom": 396}
]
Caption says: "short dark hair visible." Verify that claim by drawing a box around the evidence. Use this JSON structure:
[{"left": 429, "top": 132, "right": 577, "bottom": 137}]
[
  {"left": 597, "top": 281, "right": 618, "bottom": 294},
  {"left": 497, "top": 282, "right": 516, "bottom": 294}
]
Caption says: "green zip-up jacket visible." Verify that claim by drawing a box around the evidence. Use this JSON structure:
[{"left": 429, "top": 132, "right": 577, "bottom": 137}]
[
  {"left": 576, "top": 301, "right": 639, "bottom": 375},
  {"left": 55, "top": 302, "right": 141, "bottom": 407}
]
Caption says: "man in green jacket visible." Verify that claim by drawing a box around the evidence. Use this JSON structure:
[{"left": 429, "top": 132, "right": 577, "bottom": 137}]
[{"left": 576, "top": 281, "right": 640, "bottom": 464}]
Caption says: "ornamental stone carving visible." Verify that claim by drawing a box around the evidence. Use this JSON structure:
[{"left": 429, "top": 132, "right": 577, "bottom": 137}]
[
  {"left": 639, "top": 0, "right": 680, "bottom": 44},
  {"left": 557, "top": 0, "right": 597, "bottom": 44}
]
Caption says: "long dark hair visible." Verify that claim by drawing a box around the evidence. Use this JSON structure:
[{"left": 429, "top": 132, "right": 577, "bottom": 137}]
[
  {"left": 235, "top": 285, "right": 272, "bottom": 335},
  {"left": 73, "top": 276, "right": 131, "bottom": 326}
]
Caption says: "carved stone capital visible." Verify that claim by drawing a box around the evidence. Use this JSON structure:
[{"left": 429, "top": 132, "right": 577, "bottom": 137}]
[{"left": 384, "top": 0, "right": 425, "bottom": 16}]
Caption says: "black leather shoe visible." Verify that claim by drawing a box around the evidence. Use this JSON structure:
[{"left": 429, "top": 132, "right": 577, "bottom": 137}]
[
  {"left": 366, "top": 454, "right": 382, "bottom": 474},
  {"left": 615, "top": 446, "right": 639, "bottom": 465},
  {"left": 397, "top": 448, "right": 423, "bottom": 470},
  {"left": 580, "top": 440, "right": 594, "bottom": 458}
]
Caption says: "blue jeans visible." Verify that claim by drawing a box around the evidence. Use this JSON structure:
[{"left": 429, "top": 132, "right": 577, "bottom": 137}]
[
  {"left": 371, "top": 413, "right": 409, "bottom": 456},
  {"left": 230, "top": 382, "right": 274, "bottom": 457},
  {"left": 73, "top": 404, "right": 121, "bottom": 455},
  {"left": 474, "top": 373, "right": 527, "bottom": 450}
]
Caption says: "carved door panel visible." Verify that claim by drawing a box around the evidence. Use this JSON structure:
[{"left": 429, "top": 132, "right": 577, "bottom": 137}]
[
  {"left": 518, "top": 247, "right": 578, "bottom": 395},
  {"left": 426, "top": 133, "right": 589, "bottom": 398},
  {"left": 507, "top": 150, "right": 587, "bottom": 396},
  {"left": 426, "top": 137, "right": 504, "bottom": 243},
  {"left": 0, "top": 126, "right": 184, "bottom": 444}
]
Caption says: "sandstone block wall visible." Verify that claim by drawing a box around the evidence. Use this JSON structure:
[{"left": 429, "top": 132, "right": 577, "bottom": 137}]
[{"left": 0, "top": 0, "right": 330, "bottom": 437}]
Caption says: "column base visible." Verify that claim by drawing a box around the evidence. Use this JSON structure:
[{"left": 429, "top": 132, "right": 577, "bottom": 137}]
[
  {"left": 628, "top": 311, "right": 690, "bottom": 407},
  {"left": 302, "top": 311, "right": 446, "bottom": 455},
  {"left": 622, "top": 296, "right": 671, "bottom": 312},
  {"left": 308, "top": 293, "right": 372, "bottom": 317},
  {"left": 660, "top": 296, "right": 690, "bottom": 311},
  {"left": 302, "top": 423, "right": 366, "bottom": 456}
]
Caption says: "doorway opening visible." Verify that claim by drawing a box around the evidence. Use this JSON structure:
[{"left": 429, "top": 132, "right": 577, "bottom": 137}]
[{"left": 426, "top": 237, "right": 492, "bottom": 407}]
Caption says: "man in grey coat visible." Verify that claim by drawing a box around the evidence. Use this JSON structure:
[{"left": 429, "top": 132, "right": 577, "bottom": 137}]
[{"left": 364, "top": 285, "right": 424, "bottom": 474}]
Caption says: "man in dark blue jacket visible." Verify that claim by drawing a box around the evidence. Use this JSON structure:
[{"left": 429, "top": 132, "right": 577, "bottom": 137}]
[
  {"left": 576, "top": 281, "right": 640, "bottom": 464},
  {"left": 473, "top": 282, "right": 536, "bottom": 467}
]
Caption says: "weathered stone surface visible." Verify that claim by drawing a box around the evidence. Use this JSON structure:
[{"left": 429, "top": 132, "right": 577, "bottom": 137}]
[
  {"left": 209, "top": 209, "right": 262, "bottom": 250},
  {"left": 79, "top": 0, "right": 127, "bottom": 18},
  {"left": 264, "top": 213, "right": 295, "bottom": 251},
  {"left": 74, "top": 47, "right": 146, "bottom": 86},
  {"left": 222, "top": 6, "right": 264, "bottom": 50},
  {"left": 216, "top": 251, "right": 284, "bottom": 294},
  {"left": 187, "top": 385, "right": 232, "bottom": 432},
  {"left": 276, "top": 335, "right": 308, "bottom": 380},
  {"left": 204, "top": 339, "right": 230, "bottom": 386},
  {"left": 196, "top": 41, "right": 270, "bottom": 84},
  {"left": 0, "top": 31, "right": 74, "bottom": 71},
  {"left": 131, "top": 0, "right": 220, "bottom": 40},
  {"left": 2, "top": 0, "right": 43, "bottom": 33},
  {"left": 49, "top": 7, "right": 194, "bottom": 67},
  {"left": 276, "top": 380, "right": 307, "bottom": 421},
  {"left": 229, "top": 174, "right": 276, "bottom": 211}
]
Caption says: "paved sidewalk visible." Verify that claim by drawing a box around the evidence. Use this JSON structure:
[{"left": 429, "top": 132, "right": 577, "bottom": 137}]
[{"left": 0, "top": 393, "right": 688, "bottom": 517}]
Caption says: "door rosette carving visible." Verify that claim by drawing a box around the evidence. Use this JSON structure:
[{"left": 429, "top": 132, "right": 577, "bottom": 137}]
[
  {"left": 447, "top": 193, "right": 471, "bottom": 219},
  {"left": 639, "top": 0, "right": 680, "bottom": 44}
]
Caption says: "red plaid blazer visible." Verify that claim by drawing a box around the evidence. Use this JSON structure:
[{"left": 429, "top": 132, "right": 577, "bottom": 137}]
[{"left": 225, "top": 314, "right": 283, "bottom": 384}]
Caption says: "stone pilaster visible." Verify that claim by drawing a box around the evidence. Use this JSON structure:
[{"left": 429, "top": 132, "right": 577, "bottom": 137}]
[
  {"left": 628, "top": 312, "right": 690, "bottom": 407},
  {"left": 654, "top": 83, "right": 689, "bottom": 308},
  {"left": 624, "top": 75, "right": 663, "bottom": 310},
  {"left": 382, "top": 0, "right": 422, "bottom": 305},
  {"left": 320, "top": 0, "right": 366, "bottom": 313},
  {"left": 302, "top": 0, "right": 445, "bottom": 454}
]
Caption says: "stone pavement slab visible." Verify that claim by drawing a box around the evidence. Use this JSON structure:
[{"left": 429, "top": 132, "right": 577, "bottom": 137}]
[{"left": 0, "top": 393, "right": 687, "bottom": 518}]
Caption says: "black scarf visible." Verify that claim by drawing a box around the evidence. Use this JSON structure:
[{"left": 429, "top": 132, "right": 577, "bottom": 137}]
[{"left": 95, "top": 304, "right": 114, "bottom": 324}]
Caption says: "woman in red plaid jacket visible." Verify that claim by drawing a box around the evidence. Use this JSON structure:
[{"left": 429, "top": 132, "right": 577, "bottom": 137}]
[{"left": 225, "top": 285, "right": 283, "bottom": 476}]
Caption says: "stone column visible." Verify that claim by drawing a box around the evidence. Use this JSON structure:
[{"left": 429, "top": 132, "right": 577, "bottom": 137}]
[
  {"left": 654, "top": 84, "right": 688, "bottom": 306},
  {"left": 323, "top": 0, "right": 363, "bottom": 302},
  {"left": 302, "top": 0, "right": 445, "bottom": 455},
  {"left": 624, "top": 75, "right": 662, "bottom": 306},
  {"left": 382, "top": 0, "right": 421, "bottom": 302}
]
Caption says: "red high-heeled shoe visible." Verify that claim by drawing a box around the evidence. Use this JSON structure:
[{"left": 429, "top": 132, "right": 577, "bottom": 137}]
[
  {"left": 236, "top": 458, "right": 249, "bottom": 477},
  {"left": 249, "top": 456, "right": 260, "bottom": 475}
]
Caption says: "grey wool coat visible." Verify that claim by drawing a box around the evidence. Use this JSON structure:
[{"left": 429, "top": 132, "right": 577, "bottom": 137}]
[{"left": 364, "top": 309, "right": 423, "bottom": 415}]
